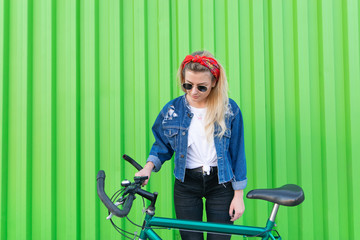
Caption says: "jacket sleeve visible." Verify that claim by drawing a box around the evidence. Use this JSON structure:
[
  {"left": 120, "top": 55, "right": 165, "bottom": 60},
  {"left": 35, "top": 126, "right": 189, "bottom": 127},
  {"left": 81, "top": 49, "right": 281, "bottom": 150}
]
[
  {"left": 229, "top": 105, "right": 247, "bottom": 190},
  {"left": 146, "top": 108, "right": 175, "bottom": 172}
]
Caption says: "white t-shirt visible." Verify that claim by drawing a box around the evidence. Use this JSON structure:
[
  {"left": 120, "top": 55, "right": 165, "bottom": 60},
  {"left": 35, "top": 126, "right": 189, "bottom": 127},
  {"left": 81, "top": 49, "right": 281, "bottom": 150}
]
[{"left": 186, "top": 106, "right": 217, "bottom": 174}]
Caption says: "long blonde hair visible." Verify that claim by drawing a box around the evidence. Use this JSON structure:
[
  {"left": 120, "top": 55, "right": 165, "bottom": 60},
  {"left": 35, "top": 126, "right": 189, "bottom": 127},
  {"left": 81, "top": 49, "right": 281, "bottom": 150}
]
[{"left": 178, "top": 50, "right": 229, "bottom": 139}]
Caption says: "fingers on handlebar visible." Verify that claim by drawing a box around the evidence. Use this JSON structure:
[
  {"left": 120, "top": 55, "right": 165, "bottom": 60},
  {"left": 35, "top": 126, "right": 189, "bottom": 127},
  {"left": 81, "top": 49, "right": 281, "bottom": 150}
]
[{"left": 134, "top": 168, "right": 152, "bottom": 186}]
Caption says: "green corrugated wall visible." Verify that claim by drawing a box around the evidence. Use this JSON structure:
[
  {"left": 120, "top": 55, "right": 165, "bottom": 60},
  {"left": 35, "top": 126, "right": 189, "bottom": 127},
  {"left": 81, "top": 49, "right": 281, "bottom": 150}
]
[{"left": 1, "top": 0, "right": 360, "bottom": 239}]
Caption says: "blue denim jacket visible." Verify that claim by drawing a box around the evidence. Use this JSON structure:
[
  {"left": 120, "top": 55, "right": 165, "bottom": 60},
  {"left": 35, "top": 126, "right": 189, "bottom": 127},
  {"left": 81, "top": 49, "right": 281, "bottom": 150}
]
[{"left": 147, "top": 95, "right": 247, "bottom": 190}]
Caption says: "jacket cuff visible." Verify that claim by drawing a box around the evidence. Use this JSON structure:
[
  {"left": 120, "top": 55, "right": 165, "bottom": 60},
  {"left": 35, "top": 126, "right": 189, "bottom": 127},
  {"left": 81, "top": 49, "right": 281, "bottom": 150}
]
[
  {"left": 231, "top": 178, "right": 247, "bottom": 190},
  {"left": 146, "top": 155, "right": 162, "bottom": 172}
]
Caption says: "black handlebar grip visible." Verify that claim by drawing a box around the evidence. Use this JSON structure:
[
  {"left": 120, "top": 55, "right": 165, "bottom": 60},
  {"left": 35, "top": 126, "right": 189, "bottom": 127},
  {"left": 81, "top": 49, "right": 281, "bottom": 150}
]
[
  {"left": 135, "top": 188, "right": 155, "bottom": 201},
  {"left": 97, "top": 170, "right": 135, "bottom": 218},
  {"left": 122, "top": 154, "right": 143, "bottom": 171}
]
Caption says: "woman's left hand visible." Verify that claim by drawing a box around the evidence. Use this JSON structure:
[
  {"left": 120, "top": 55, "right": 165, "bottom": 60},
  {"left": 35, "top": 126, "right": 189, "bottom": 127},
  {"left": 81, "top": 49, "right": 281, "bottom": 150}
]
[{"left": 229, "top": 190, "right": 245, "bottom": 222}]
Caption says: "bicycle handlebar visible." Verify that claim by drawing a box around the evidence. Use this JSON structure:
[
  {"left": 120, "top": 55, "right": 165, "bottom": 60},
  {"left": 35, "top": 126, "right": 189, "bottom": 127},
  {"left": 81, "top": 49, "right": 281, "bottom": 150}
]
[
  {"left": 123, "top": 154, "right": 143, "bottom": 171},
  {"left": 97, "top": 155, "right": 157, "bottom": 218},
  {"left": 97, "top": 170, "right": 135, "bottom": 218}
]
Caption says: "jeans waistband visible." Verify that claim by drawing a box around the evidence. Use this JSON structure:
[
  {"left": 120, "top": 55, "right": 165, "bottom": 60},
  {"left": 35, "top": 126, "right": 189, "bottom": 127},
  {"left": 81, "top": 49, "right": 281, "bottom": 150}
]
[{"left": 186, "top": 166, "right": 217, "bottom": 175}]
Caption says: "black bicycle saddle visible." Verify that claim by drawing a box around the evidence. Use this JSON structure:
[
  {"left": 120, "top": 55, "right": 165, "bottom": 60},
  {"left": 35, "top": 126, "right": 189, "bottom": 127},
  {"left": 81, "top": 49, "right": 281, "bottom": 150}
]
[{"left": 246, "top": 184, "right": 305, "bottom": 206}]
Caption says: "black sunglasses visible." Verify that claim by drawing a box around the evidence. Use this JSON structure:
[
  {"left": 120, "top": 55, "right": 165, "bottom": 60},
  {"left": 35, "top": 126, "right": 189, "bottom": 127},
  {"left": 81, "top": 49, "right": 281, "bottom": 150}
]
[{"left": 182, "top": 83, "right": 208, "bottom": 92}]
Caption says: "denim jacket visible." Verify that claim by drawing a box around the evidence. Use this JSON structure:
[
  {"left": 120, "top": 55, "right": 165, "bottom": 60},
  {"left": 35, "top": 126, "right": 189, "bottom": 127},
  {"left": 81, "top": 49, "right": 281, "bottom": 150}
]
[{"left": 147, "top": 95, "right": 247, "bottom": 190}]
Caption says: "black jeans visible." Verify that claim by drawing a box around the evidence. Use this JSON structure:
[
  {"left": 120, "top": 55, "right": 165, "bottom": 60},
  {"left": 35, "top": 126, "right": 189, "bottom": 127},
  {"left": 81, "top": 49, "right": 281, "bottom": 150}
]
[{"left": 174, "top": 167, "right": 234, "bottom": 240}]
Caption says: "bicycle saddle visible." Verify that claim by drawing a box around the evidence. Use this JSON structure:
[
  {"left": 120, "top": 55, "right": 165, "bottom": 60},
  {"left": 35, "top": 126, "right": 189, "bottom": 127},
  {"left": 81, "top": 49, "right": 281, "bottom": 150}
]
[{"left": 246, "top": 184, "right": 305, "bottom": 206}]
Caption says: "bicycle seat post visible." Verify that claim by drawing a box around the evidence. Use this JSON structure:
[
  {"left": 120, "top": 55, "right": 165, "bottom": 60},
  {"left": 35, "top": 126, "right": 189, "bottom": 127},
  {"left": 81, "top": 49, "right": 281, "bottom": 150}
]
[{"left": 269, "top": 203, "right": 279, "bottom": 222}]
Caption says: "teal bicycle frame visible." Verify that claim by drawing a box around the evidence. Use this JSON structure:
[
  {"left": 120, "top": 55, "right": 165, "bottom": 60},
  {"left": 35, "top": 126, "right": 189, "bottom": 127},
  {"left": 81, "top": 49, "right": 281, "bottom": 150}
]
[
  {"left": 97, "top": 156, "right": 304, "bottom": 239},
  {"left": 138, "top": 203, "right": 281, "bottom": 240}
]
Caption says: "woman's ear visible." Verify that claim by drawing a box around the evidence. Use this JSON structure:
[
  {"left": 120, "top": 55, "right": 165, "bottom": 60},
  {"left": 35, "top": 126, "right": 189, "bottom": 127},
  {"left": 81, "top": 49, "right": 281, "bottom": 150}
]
[{"left": 211, "top": 79, "right": 217, "bottom": 88}]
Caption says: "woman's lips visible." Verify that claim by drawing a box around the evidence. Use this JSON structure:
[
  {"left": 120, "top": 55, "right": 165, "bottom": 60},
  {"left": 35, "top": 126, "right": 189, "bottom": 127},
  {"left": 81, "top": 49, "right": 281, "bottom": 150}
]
[{"left": 192, "top": 95, "right": 199, "bottom": 99}]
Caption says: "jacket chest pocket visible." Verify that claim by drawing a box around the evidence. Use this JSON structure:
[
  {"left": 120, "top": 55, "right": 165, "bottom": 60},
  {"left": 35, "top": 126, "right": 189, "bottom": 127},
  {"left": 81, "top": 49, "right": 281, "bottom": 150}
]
[{"left": 164, "top": 128, "right": 179, "bottom": 150}]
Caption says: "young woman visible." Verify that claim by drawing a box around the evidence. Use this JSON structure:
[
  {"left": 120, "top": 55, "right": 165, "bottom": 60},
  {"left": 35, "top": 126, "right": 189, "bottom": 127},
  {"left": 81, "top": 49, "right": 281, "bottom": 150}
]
[{"left": 135, "top": 50, "right": 247, "bottom": 240}]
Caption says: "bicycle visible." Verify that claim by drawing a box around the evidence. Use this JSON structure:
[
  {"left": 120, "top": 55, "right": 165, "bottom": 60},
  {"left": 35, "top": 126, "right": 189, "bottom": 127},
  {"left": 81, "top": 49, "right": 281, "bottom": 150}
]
[{"left": 97, "top": 155, "right": 305, "bottom": 240}]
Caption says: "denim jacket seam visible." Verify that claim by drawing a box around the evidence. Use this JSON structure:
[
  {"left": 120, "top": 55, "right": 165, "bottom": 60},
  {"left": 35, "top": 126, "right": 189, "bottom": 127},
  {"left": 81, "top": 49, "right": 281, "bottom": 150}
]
[{"left": 163, "top": 125, "right": 187, "bottom": 130}]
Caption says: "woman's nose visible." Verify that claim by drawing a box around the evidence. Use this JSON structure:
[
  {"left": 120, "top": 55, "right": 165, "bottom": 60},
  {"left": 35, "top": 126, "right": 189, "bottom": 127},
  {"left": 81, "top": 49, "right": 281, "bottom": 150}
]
[{"left": 191, "top": 86, "right": 199, "bottom": 94}]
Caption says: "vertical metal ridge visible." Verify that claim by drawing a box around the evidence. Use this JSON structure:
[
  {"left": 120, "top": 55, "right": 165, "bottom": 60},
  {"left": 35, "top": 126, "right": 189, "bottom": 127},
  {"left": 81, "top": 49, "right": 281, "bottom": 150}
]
[
  {"left": 169, "top": 0, "right": 174, "bottom": 100},
  {"left": 144, "top": 0, "right": 150, "bottom": 163},
  {"left": 292, "top": 1, "right": 303, "bottom": 239},
  {"left": 237, "top": 0, "right": 242, "bottom": 105},
  {"left": 119, "top": 0, "right": 125, "bottom": 177},
  {"left": 333, "top": 0, "right": 348, "bottom": 236},
  {"left": 355, "top": 0, "right": 360, "bottom": 232},
  {"left": 346, "top": 2, "right": 360, "bottom": 240},
  {"left": 26, "top": 0, "right": 34, "bottom": 239},
  {"left": 131, "top": 0, "right": 135, "bottom": 136},
  {"left": 75, "top": 0, "right": 81, "bottom": 238},
  {"left": 249, "top": 0, "right": 256, "bottom": 189},
  {"left": 118, "top": 0, "right": 126, "bottom": 233},
  {"left": 322, "top": 0, "right": 342, "bottom": 238},
  {"left": 169, "top": 3, "right": 177, "bottom": 230},
  {"left": 1, "top": 1, "right": 10, "bottom": 239},
  {"left": 224, "top": 0, "right": 229, "bottom": 69},
  {"left": 347, "top": 1, "right": 360, "bottom": 238},
  {"left": 276, "top": 0, "right": 288, "bottom": 190},
  {"left": 264, "top": 0, "right": 274, "bottom": 190},
  {"left": 316, "top": 0, "right": 329, "bottom": 238},
  {"left": 51, "top": 0, "right": 57, "bottom": 239},
  {"left": 292, "top": 0, "right": 300, "bottom": 184},
  {"left": 213, "top": 0, "right": 216, "bottom": 54},
  {"left": 200, "top": 0, "right": 203, "bottom": 49},
  {"left": 157, "top": 0, "right": 160, "bottom": 107},
  {"left": 188, "top": 0, "right": 191, "bottom": 52},
  {"left": 297, "top": 0, "right": 316, "bottom": 237},
  {"left": 129, "top": 0, "right": 135, "bottom": 158},
  {"left": 267, "top": 0, "right": 276, "bottom": 189},
  {"left": 341, "top": 0, "right": 353, "bottom": 238},
  {"left": 308, "top": 0, "right": 323, "bottom": 238},
  {"left": 94, "top": 0, "right": 100, "bottom": 239},
  {"left": 281, "top": 0, "right": 292, "bottom": 234},
  {"left": 175, "top": 0, "right": 179, "bottom": 71},
  {"left": 119, "top": 0, "right": 125, "bottom": 233}
]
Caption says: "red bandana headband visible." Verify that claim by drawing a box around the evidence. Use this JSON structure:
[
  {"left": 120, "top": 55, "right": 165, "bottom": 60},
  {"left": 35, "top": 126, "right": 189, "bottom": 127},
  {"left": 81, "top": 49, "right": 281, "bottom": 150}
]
[{"left": 181, "top": 55, "right": 220, "bottom": 80}]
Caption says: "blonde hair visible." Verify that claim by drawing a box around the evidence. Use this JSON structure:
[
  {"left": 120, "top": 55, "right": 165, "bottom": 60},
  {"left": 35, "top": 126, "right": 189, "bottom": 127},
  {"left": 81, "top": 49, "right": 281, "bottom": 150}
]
[{"left": 177, "top": 50, "right": 229, "bottom": 139}]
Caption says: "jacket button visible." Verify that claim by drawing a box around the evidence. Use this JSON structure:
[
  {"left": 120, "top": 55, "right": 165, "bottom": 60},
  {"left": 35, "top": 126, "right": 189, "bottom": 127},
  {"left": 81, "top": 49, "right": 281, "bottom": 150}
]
[
  {"left": 180, "top": 154, "right": 184, "bottom": 158},
  {"left": 182, "top": 131, "right": 186, "bottom": 135}
]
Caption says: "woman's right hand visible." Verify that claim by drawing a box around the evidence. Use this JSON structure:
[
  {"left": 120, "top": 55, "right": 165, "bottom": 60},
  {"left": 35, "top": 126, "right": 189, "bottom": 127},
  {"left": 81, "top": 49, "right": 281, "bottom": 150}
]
[{"left": 135, "top": 162, "right": 155, "bottom": 186}]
